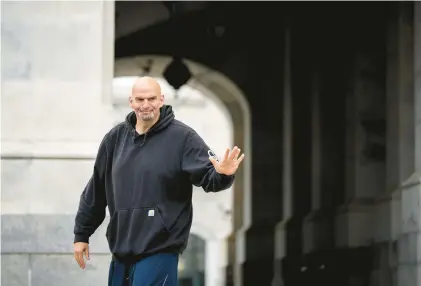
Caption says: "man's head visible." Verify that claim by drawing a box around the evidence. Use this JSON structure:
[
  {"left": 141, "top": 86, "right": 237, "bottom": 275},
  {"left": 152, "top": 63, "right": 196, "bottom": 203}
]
[{"left": 129, "top": 76, "right": 164, "bottom": 122}]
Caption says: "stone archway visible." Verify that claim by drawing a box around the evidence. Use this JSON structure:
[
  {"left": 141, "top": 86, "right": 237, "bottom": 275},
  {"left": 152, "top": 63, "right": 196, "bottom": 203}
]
[{"left": 114, "top": 55, "right": 252, "bottom": 285}]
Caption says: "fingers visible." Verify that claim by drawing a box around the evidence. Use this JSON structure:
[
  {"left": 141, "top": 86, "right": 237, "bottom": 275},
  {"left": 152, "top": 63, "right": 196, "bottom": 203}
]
[
  {"left": 73, "top": 252, "right": 79, "bottom": 267},
  {"left": 220, "top": 146, "right": 245, "bottom": 165},
  {"left": 85, "top": 246, "right": 90, "bottom": 261},
  {"left": 222, "top": 148, "right": 230, "bottom": 161},
  {"left": 74, "top": 250, "right": 85, "bottom": 269},
  {"left": 236, "top": 153, "right": 245, "bottom": 165},
  {"left": 228, "top": 146, "right": 241, "bottom": 161}
]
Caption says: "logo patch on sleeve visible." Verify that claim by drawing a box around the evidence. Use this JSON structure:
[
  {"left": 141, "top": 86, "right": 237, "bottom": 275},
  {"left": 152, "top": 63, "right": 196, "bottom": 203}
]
[{"left": 208, "top": 149, "right": 219, "bottom": 162}]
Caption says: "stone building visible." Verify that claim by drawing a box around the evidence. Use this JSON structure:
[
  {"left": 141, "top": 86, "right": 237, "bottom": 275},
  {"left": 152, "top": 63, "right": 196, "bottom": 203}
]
[{"left": 2, "top": 1, "right": 421, "bottom": 286}]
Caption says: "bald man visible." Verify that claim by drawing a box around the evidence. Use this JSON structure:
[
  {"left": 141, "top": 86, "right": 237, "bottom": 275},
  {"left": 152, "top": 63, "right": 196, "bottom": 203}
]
[{"left": 73, "top": 77, "right": 245, "bottom": 286}]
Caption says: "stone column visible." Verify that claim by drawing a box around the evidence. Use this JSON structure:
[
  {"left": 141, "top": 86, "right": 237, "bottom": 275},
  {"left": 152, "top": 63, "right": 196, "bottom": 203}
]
[
  {"left": 333, "top": 51, "right": 386, "bottom": 284},
  {"left": 396, "top": 2, "right": 421, "bottom": 286},
  {"left": 272, "top": 24, "right": 293, "bottom": 286},
  {"left": 369, "top": 3, "right": 414, "bottom": 286},
  {"left": 235, "top": 27, "right": 285, "bottom": 286},
  {"left": 336, "top": 52, "right": 384, "bottom": 247},
  {"left": 415, "top": 2, "right": 421, "bottom": 188},
  {"left": 1, "top": 1, "right": 115, "bottom": 285},
  {"left": 226, "top": 102, "right": 247, "bottom": 286},
  {"left": 298, "top": 13, "right": 349, "bottom": 284},
  {"left": 300, "top": 69, "right": 337, "bottom": 286},
  {"left": 206, "top": 239, "right": 226, "bottom": 286},
  {"left": 335, "top": 52, "right": 386, "bottom": 246},
  {"left": 272, "top": 20, "right": 313, "bottom": 285},
  {"left": 308, "top": 46, "right": 348, "bottom": 285},
  {"left": 302, "top": 71, "right": 334, "bottom": 255}
]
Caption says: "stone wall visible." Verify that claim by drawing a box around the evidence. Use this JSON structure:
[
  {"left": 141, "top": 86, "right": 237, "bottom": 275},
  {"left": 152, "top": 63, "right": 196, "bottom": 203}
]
[{"left": 1, "top": 2, "right": 234, "bottom": 286}]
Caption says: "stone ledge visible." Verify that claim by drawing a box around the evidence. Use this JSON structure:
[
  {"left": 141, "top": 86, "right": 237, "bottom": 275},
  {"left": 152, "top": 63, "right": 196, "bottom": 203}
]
[
  {"left": 400, "top": 172, "right": 421, "bottom": 190},
  {"left": 335, "top": 197, "right": 376, "bottom": 215},
  {"left": 2, "top": 253, "right": 111, "bottom": 286},
  {"left": 374, "top": 193, "right": 394, "bottom": 204},
  {"left": 399, "top": 172, "right": 421, "bottom": 234},
  {"left": 1, "top": 141, "right": 100, "bottom": 160},
  {"left": 398, "top": 231, "right": 421, "bottom": 264},
  {"left": 303, "top": 209, "right": 334, "bottom": 223},
  {"left": 1, "top": 214, "right": 110, "bottom": 253}
]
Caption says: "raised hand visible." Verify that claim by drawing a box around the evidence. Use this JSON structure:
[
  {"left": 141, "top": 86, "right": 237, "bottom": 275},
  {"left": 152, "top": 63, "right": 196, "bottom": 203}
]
[{"left": 209, "top": 146, "right": 245, "bottom": 175}]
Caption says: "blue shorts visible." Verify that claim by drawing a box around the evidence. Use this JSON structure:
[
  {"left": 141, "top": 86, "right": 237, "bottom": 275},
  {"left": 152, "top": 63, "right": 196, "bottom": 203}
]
[{"left": 108, "top": 253, "right": 178, "bottom": 286}]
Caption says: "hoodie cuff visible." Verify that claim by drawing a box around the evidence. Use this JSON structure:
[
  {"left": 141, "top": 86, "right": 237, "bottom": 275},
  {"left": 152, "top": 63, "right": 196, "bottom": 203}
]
[
  {"left": 217, "top": 173, "right": 235, "bottom": 189},
  {"left": 74, "top": 234, "right": 90, "bottom": 244}
]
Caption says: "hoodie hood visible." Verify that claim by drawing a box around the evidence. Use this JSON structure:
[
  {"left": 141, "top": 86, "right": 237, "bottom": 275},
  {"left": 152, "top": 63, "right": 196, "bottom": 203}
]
[{"left": 125, "top": 105, "right": 175, "bottom": 138}]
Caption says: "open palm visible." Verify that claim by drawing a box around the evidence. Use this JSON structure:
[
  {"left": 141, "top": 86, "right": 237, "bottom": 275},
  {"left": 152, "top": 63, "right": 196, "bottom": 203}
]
[{"left": 209, "top": 146, "right": 245, "bottom": 175}]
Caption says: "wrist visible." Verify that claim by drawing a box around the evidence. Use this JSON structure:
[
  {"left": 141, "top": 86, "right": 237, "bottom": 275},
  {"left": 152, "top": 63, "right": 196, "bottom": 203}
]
[{"left": 74, "top": 234, "right": 90, "bottom": 244}]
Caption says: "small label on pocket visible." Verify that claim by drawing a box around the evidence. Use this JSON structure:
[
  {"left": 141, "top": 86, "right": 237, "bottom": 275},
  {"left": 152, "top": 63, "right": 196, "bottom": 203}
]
[{"left": 148, "top": 209, "right": 155, "bottom": 217}]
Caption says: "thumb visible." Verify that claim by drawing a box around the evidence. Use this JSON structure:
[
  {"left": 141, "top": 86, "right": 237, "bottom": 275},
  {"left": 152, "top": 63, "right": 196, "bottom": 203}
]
[
  {"left": 85, "top": 246, "right": 90, "bottom": 260},
  {"left": 209, "top": 156, "right": 218, "bottom": 168}
]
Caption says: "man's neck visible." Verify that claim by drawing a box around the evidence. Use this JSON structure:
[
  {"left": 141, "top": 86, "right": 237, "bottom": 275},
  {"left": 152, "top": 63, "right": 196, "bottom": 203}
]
[{"left": 136, "top": 116, "right": 159, "bottom": 134}]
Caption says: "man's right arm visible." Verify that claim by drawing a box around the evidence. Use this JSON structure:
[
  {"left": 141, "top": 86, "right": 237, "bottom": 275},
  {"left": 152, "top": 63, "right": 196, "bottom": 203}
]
[{"left": 73, "top": 133, "right": 109, "bottom": 244}]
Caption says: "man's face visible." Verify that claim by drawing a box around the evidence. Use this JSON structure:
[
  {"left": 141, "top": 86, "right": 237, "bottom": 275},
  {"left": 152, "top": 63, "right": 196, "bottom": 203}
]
[{"left": 129, "top": 86, "right": 164, "bottom": 122}]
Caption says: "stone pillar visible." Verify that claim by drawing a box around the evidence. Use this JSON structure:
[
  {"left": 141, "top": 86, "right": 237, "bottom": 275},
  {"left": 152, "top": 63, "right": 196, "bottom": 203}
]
[
  {"left": 334, "top": 51, "right": 386, "bottom": 284},
  {"left": 225, "top": 102, "right": 247, "bottom": 286},
  {"left": 415, "top": 0, "right": 421, "bottom": 194},
  {"left": 272, "top": 24, "right": 293, "bottom": 286},
  {"left": 302, "top": 71, "right": 334, "bottom": 256},
  {"left": 300, "top": 70, "right": 337, "bottom": 286},
  {"left": 396, "top": 2, "right": 421, "bottom": 286},
  {"left": 415, "top": 2, "right": 421, "bottom": 185},
  {"left": 272, "top": 19, "right": 314, "bottom": 286},
  {"left": 369, "top": 3, "right": 414, "bottom": 286},
  {"left": 1, "top": 1, "right": 115, "bottom": 285},
  {"left": 335, "top": 53, "right": 386, "bottom": 246},
  {"left": 235, "top": 27, "right": 285, "bottom": 286},
  {"left": 206, "top": 239, "right": 227, "bottom": 286},
  {"left": 308, "top": 46, "right": 347, "bottom": 285}
]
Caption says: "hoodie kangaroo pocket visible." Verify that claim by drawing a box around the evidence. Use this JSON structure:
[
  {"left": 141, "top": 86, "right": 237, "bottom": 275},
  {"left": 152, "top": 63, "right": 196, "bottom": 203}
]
[{"left": 106, "top": 206, "right": 170, "bottom": 255}]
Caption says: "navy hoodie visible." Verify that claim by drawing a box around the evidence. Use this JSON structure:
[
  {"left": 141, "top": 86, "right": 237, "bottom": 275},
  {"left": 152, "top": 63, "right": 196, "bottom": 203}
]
[{"left": 73, "top": 105, "right": 234, "bottom": 263}]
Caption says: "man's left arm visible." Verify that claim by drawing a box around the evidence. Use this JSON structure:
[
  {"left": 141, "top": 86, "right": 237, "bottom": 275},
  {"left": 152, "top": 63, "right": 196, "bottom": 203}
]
[{"left": 181, "top": 129, "right": 244, "bottom": 192}]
